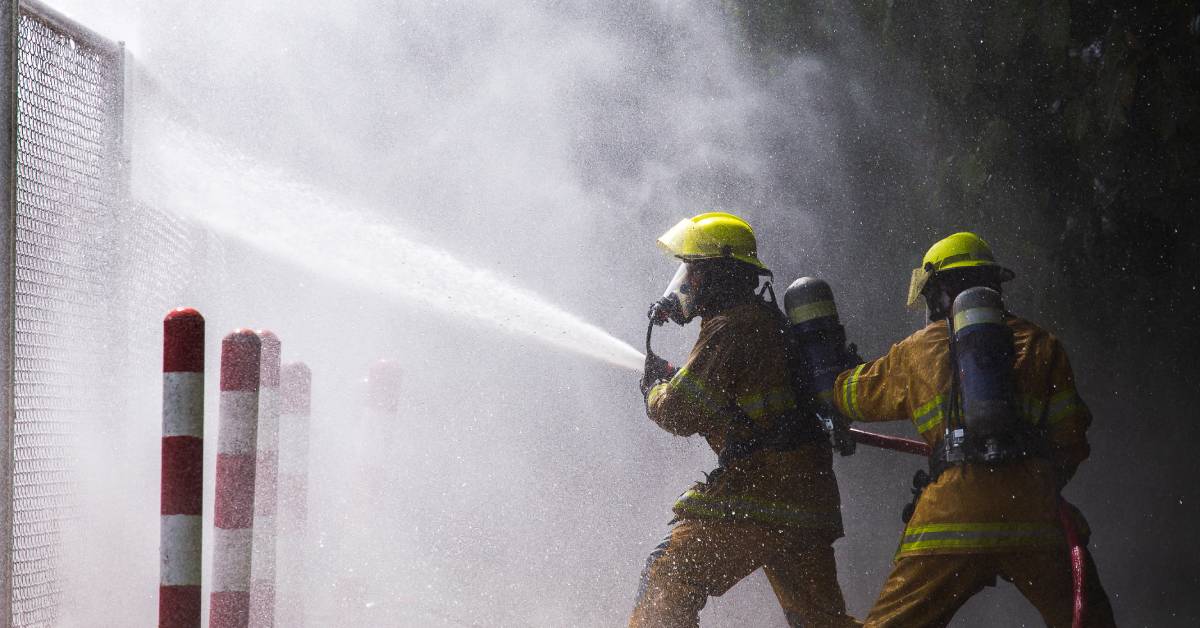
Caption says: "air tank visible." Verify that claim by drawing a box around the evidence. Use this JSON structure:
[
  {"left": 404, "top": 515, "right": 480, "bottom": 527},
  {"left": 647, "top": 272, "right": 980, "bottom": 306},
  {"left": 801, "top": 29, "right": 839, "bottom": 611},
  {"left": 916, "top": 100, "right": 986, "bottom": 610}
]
[
  {"left": 951, "top": 286, "right": 1018, "bottom": 457},
  {"left": 784, "top": 277, "right": 857, "bottom": 455},
  {"left": 784, "top": 277, "right": 848, "bottom": 401}
]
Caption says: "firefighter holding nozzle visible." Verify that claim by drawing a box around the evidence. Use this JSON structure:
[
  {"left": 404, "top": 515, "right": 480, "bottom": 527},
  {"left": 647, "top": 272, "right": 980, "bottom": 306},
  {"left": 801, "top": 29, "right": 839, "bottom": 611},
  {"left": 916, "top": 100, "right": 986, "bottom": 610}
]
[
  {"left": 630, "top": 213, "right": 860, "bottom": 628},
  {"left": 832, "top": 232, "right": 1117, "bottom": 627}
]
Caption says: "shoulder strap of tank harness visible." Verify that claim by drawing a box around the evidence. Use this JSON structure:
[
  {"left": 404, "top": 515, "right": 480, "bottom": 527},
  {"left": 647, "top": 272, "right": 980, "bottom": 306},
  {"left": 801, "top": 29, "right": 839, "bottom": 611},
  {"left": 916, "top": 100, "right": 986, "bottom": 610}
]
[
  {"left": 715, "top": 405, "right": 830, "bottom": 468},
  {"left": 717, "top": 403, "right": 828, "bottom": 469},
  {"left": 715, "top": 295, "right": 827, "bottom": 469},
  {"left": 939, "top": 317, "right": 968, "bottom": 466}
]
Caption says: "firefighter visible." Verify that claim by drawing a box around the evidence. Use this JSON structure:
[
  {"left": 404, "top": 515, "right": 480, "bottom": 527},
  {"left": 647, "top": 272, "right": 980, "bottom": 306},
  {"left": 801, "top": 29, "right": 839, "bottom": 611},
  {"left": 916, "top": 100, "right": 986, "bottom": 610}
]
[
  {"left": 833, "top": 232, "right": 1116, "bottom": 627},
  {"left": 630, "top": 212, "right": 859, "bottom": 628}
]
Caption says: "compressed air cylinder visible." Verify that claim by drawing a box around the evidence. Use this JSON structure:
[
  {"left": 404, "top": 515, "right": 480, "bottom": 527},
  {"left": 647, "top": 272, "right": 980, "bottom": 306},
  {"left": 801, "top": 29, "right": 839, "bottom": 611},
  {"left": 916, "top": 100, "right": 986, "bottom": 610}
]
[
  {"left": 951, "top": 287, "right": 1018, "bottom": 441},
  {"left": 784, "top": 277, "right": 848, "bottom": 400}
]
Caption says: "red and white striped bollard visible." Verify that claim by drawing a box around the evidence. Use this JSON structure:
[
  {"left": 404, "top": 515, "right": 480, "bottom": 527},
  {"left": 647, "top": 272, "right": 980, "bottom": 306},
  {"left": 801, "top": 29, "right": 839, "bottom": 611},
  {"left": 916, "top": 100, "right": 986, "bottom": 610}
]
[
  {"left": 161, "top": 308, "right": 205, "bottom": 628},
  {"left": 250, "top": 331, "right": 281, "bottom": 628},
  {"left": 364, "top": 358, "right": 404, "bottom": 474},
  {"left": 211, "top": 330, "right": 261, "bottom": 628}
]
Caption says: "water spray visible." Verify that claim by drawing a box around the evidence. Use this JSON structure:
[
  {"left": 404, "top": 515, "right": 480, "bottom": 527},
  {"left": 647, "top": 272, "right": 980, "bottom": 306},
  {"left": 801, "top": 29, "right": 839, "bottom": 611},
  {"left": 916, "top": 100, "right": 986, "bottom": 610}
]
[{"left": 132, "top": 111, "right": 645, "bottom": 371}]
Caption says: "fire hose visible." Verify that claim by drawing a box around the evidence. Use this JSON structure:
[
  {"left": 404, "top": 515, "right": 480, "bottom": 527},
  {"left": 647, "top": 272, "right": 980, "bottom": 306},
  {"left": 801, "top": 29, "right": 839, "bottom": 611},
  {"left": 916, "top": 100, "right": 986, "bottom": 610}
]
[{"left": 848, "top": 428, "right": 1086, "bottom": 628}]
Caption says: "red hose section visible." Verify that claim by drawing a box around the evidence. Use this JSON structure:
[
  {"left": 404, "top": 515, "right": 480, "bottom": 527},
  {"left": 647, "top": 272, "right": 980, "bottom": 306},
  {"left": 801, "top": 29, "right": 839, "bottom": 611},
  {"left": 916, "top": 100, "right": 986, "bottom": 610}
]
[
  {"left": 847, "top": 427, "right": 931, "bottom": 457},
  {"left": 1058, "top": 500, "right": 1087, "bottom": 628}
]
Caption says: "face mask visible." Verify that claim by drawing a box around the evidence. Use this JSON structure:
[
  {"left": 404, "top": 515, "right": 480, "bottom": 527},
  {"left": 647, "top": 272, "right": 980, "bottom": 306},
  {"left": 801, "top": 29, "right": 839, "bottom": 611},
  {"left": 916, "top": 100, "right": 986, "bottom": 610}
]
[{"left": 650, "top": 263, "right": 698, "bottom": 326}]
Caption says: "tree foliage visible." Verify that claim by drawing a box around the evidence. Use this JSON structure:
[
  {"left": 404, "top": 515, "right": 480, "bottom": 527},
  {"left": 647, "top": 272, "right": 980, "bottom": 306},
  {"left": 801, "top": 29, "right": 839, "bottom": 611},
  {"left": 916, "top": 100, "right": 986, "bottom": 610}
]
[{"left": 727, "top": 0, "right": 1199, "bottom": 349}]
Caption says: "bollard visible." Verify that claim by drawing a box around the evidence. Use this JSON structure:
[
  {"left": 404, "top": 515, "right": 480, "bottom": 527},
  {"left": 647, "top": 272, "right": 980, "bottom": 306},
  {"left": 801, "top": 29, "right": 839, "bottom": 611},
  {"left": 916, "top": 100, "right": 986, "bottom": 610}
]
[
  {"left": 364, "top": 359, "right": 404, "bottom": 485},
  {"left": 250, "top": 331, "right": 281, "bottom": 628},
  {"left": 161, "top": 308, "right": 205, "bottom": 628},
  {"left": 341, "top": 359, "right": 406, "bottom": 616},
  {"left": 363, "top": 359, "right": 404, "bottom": 498},
  {"left": 366, "top": 359, "right": 404, "bottom": 415},
  {"left": 365, "top": 359, "right": 404, "bottom": 475},
  {"left": 211, "top": 330, "right": 261, "bottom": 628},
  {"left": 276, "top": 362, "right": 311, "bottom": 627}
]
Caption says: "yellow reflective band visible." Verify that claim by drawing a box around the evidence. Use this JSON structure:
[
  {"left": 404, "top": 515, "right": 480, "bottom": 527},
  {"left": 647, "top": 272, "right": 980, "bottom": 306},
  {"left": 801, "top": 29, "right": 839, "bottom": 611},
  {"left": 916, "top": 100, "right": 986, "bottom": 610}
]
[
  {"left": 646, "top": 382, "right": 670, "bottom": 407},
  {"left": 898, "top": 521, "right": 1061, "bottom": 554},
  {"left": 899, "top": 536, "right": 1058, "bottom": 552},
  {"left": 787, "top": 300, "right": 837, "bottom": 325},
  {"left": 843, "top": 364, "right": 866, "bottom": 421},
  {"left": 952, "top": 306, "right": 1004, "bottom": 332},
  {"left": 1046, "top": 389, "right": 1082, "bottom": 426},
  {"left": 1020, "top": 395, "right": 1046, "bottom": 425},
  {"left": 912, "top": 396, "right": 945, "bottom": 434},
  {"left": 674, "top": 490, "right": 835, "bottom": 528},
  {"left": 1017, "top": 390, "right": 1080, "bottom": 427},
  {"left": 668, "top": 367, "right": 725, "bottom": 417},
  {"left": 737, "top": 386, "right": 798, "bottom": 421},
  {"left": 904, "top": 521, "right": 1053, "bottom": 534}
]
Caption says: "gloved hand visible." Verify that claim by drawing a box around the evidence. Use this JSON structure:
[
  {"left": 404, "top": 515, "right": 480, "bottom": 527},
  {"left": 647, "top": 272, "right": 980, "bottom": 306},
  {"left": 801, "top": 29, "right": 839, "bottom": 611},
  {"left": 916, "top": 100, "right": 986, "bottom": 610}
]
[
  {"left": 818, "top": 409, "right": 857, "bottom": 457},
  {"left": 640, "top": 352, "right": 676, "bottom": 398},
  {"left": 902, "top": 469, "right": 931, "bottom": 523}
]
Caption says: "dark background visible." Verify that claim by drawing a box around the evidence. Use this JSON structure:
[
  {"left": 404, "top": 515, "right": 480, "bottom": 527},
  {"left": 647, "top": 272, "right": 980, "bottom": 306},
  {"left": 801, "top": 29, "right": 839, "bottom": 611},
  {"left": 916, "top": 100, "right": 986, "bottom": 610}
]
[{"left": 713, "top": 1, "right": 1200, "bottom": 624}]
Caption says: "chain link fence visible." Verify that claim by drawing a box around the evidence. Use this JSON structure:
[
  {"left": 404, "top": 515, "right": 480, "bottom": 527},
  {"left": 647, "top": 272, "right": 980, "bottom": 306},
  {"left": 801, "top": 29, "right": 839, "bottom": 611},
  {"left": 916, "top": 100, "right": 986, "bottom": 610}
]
[
  {"left": 3, "top": 2, "right": 221, "bottom": 625},
  {"left": 10, "top": 6, "right": 122, "bottom": 624}
]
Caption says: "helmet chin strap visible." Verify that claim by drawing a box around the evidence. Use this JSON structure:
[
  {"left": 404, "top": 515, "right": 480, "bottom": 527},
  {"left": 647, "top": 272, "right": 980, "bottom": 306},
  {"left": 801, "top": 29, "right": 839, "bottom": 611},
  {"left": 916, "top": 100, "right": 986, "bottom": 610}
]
[{"left": 926, "top": 290, "right": 953, "bottom": 322}]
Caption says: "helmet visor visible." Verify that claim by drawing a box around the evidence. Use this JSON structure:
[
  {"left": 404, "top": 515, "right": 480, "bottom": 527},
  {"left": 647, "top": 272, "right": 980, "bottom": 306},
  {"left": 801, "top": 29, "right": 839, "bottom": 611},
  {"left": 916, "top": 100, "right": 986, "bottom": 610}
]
[{"left": 907, "top": 265, "right": 933, "bottom": 308}]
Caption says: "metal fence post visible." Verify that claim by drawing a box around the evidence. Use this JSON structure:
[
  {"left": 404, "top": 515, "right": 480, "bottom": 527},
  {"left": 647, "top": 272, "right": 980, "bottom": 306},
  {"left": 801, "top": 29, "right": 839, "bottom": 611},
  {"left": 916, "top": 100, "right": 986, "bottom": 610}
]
[{"left": 0, "top": 1, "right": 15, "bottom": 623}]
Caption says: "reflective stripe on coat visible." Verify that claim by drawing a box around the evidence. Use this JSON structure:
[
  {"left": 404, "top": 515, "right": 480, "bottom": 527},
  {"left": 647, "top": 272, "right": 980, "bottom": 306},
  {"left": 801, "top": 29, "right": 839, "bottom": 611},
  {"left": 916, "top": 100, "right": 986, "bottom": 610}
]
[{"left": 832, "top": 315, "right": 1091, "bottom": 557}]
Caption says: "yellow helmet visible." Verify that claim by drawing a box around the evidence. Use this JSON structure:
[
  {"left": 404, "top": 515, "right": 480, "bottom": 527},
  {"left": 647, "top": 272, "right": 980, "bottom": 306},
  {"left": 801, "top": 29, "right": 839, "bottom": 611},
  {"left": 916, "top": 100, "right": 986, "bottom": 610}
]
[
  {"left": 656, "top": 212, "right": 770, "bottom": 274},
  {"left": 906, "top": 232, "right": 1014, "bottom": 307}
]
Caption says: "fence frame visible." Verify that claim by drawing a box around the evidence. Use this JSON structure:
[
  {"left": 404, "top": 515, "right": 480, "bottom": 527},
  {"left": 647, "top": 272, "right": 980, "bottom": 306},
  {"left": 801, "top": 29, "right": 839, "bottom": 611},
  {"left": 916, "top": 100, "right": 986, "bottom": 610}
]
[
  {"left": 0, "top": 2, "right": 125, "bottom": 625},
  {"left": 0, "top": 1, "right": 15, "bottom": 623}
]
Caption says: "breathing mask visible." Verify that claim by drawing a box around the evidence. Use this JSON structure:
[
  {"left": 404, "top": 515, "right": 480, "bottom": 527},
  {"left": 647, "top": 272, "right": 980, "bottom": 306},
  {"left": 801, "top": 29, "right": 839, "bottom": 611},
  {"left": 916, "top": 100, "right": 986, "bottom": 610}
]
[{"left": 649, "top": 263, "right": 698, "bottom": 326}]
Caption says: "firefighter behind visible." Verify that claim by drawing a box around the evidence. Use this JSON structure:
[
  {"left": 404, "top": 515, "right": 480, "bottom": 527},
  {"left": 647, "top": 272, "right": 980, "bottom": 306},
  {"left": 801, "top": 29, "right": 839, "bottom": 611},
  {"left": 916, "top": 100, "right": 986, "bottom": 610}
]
[
  {"left": 833, "top": 232, "right": 1116, "bottom": 627},
  {"left": 630, "top": 213, "right": 859, "bottom": 628}
]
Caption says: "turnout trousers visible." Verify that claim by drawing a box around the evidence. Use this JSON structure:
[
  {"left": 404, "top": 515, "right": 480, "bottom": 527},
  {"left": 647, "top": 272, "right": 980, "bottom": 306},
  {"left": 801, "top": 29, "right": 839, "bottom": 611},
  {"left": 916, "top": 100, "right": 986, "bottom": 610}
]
[
  {"left": 629, "top": 518, "right": 860, "bottom": 628},
  {"left": 864, "top": 549, "right": 1116, "bottom": 627}
]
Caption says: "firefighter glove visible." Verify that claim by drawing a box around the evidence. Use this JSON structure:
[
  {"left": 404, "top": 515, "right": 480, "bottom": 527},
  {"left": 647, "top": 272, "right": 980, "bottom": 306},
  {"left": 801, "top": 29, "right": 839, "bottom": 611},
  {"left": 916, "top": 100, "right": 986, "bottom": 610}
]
[{"left": 640, "top": 352, "right": 676, "bottom": 398}]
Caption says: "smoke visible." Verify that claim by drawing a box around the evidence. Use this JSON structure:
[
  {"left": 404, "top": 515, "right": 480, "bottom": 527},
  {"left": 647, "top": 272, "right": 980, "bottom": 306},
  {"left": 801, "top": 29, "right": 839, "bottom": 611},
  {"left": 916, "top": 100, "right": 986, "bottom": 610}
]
[{"left": 48, "top": 1, "right": 846, "bottom": 625}]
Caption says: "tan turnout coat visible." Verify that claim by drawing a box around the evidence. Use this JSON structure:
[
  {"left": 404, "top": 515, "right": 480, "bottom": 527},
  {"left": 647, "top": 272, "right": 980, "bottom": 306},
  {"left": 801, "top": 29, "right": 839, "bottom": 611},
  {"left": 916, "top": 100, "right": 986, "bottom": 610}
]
[
  {"left": 833, "top": 315, "right": 1092, "bottom": 558},
  {"left": 646, "top": 299, "right": 843, "bottom": 537}
]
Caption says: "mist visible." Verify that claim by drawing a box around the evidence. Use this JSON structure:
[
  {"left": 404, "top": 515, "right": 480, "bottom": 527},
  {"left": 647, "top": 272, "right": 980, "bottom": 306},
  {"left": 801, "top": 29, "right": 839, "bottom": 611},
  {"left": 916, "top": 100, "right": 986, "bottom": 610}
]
[{"left": 30, "top": 0, "right": 1197, "bottom": 626}]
